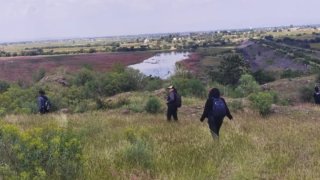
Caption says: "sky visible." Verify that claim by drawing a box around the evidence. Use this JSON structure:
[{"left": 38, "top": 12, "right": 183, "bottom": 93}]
[{"left": 0, "top": 0, "right": 319, "bottom": 42}]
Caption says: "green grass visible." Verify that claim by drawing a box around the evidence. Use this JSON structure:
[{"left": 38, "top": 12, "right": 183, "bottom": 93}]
[
  {"left": 310, "top": 43, "right": 320, "bottom": 50},
  {"left": 2, "top": 100, "right": 320, "bottom": 179}
]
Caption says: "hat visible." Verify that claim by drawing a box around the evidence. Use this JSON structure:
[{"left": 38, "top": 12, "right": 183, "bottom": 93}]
[{"left": 167, "top": 85, "right": 174, "bottom": 89}]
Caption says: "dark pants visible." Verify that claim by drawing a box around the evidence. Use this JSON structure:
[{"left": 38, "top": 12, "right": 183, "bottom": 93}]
[
  {"left": 208, "top": 116, "right": 224, "bottom": 137},
  {"left": 167, "top": 104, "right": 178, "bottom": 121}
]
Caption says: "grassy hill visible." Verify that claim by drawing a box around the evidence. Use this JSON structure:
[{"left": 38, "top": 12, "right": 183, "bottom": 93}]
[
  {"left": 2, "top": 29, "right": 320, "bottom": 179},
  {"left": 2, "top": 96, "right": 320, "bottom": 179}
]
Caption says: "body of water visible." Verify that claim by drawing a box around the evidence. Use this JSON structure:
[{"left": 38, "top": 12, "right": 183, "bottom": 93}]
[{"left": 129, "top": 52, "right": 190, "bottom": 79}]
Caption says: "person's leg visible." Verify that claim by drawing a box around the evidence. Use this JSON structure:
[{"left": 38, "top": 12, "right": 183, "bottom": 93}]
[
  {"left": 208, "top": 117, "right": 224, "bottom": 138},
  {"left": 167, "top": 106, "right": 172, "bottom": 121},
  {"left": 208, "top": 117, "right": 219, "bottom": 138},
  {"left": 173, "top": 107, "right": 178, "bottom": 121},
  {"left": 214, "top": 117, "right": 224, "bottom": 137}
]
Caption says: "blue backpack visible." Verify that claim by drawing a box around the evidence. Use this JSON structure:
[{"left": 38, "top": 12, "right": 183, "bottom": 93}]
[{"left": 212, "top": 98, "right": 227, "bottom": 117}]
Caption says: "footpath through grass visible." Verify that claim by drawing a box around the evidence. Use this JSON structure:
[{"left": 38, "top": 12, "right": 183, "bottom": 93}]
[{"left": 2, "top": 104, "right": 320, "bottom": 179}]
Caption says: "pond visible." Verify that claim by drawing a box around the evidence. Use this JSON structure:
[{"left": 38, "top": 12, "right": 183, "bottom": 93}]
[{"left": 129, "top": 52, "right": 190, "bottom": 79}]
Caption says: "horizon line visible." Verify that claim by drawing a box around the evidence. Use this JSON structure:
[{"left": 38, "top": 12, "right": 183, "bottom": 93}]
[{"left": 1, "top": 23, "right": 319, "bottom": 45}]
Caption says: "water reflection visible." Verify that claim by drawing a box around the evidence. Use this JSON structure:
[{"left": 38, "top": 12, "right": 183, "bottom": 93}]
[{"left": 129, "top": 52, "right": 190, "bottom": 79}]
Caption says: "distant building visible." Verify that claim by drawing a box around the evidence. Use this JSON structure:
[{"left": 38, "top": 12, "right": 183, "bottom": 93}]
[{"left": 144, "top": 39, "right": 150, "bottom": 44}]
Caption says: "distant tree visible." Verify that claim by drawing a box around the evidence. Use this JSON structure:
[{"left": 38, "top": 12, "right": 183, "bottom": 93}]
[
  {"left": 215, "top": 54, "right": 249, "bottom": 85},
  {"left": 265, "top": 35, "right": 274, "bottom": 41},
  {"left": 89, "top": 48, "right": 96, "bottom": 53}
]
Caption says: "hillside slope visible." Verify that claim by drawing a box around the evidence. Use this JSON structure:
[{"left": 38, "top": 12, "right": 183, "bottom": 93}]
[{"left": 2, "top": 99, "right": 320, "bottom": 179}]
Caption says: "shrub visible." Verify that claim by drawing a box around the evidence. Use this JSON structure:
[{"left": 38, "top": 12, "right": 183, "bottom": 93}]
[
  {"left": 280, "top": 69, "right": 303, "bottom": 79},
  {"left": 0, "top": 86, "right": 38, "bottom": 115},
  {"left": 105, "top": 96, "right": 130, "bottom": 109},
  {"left": 235, "top": 74, "right": 260, "bottom": 97},
  {"left": 0, "top": 123, "right": 84, "bottom": 179},
  {"left": 172, "top": 77, "right": 206, "bottom": 97},
  {"left": 117, "top": 128, "right": 153, "bottom": 169},
  {"left": 228, "top": 99, "right": 244, "bottom": 112},
  {"left": 73, "top": 68, "right": 95, "bottom": 86},
  {"left": 144, "top": 77, "right": 163, "bottom": 91},
  {"left": 145, "top": 97, "right": 161, "bottom": 114},
  {"left": 0, "top": 81, "right": 10, "bottom": 93},
  {"left": 249, "top": 92, "right": 274, "bottom": 116},
  {"left": 32, "top": 68, "right": 46, "bottom": 82},
  {"left": 299, "top": 86, "right": 314, "bottom": 102},
  {"left": 252, "top": 70, "right": 276, "bottom": 84}
]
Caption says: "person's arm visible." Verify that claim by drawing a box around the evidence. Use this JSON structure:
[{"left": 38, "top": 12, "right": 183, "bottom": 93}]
[
  {"left": 222, "top": 98, "right": 233, "bottom": 120},
  {"left": 200, "top": 99, "right": 211, "bottom": 122}
]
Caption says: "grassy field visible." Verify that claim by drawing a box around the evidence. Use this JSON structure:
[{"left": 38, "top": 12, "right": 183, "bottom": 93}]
[
  {"left": 311, "top": 43, "right": 320, "bottom": 50},
  {"left": 2, "top": 96, "right": 320, "bottom": 179}
]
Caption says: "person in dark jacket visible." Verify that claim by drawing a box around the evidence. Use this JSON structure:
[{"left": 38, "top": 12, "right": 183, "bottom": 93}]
[
  {"left": 314, "top": 86, "right": 320, "bottom": 104},
  {"left": 167, "top": 85, "right": 178, "bottom": 121},
  {"left": 200, "top": 88, "right": 233, "bottom": 138},
  {"left": 38, "top": 90, "right": 50, "bottom": 114}
]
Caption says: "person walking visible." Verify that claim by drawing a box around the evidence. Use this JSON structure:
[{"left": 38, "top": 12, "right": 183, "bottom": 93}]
[
  {"left": 314, "top": 86, "right": 320, "bottom": 105},
  {"left": 38, "top": 90, "right": 51, "bottom": 114},
  {"left": 166, "top": 85, "right": 179, "bottom": 121},
  {"left": 200, "top": 88, "right": 233, "bottom": 138}
]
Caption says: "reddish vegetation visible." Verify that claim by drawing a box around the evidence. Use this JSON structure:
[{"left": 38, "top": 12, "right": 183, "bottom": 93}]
[
  {"left": 0, "top": 51, "right": 201, "bottom": 82},
  {"left": 179, "top": 53, "right": 202, "bottom": 73},
  {"left": 0, "top": 52, "right": 155, "bottom": 82}
]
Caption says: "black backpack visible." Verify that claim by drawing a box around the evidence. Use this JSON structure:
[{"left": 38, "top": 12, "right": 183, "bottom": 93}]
[
  {"left": 44, "top": 98, "right": 51, "bottom": 112},
  {"left": 212, "top": 98, "right": 227, "bottom": 117},
  {"left": 315, "top": 92, "right": 320, "bottom": 104},
  {"left": 175, "top": 93, "right": 182, "bottom": 108},
  {"left": 41, "top": 96, "right": 51, "bottom": 112}
]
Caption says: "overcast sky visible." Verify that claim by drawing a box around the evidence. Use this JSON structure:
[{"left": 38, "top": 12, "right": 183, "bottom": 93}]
[{"left": 0, "top": 0, "right": 319, "bottom": 42}]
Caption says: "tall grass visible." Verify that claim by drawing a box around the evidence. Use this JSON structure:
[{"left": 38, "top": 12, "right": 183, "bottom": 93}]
[{"left": 1, "top": 103, "right": 320, "bottom": 179}]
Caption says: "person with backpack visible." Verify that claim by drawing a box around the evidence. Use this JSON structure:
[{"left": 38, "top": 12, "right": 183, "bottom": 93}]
[
  {"left": 166, "top": 85, "right": 181, "bottom": 121},
  {"left": 314, "top": 86, "right": 320, "bottom": 105},
  {"left": 200, "top": 88, "right": 233, "bottom": 138},
  {"left": 38, "top": 90, "right": 51, "bottom": 114}
]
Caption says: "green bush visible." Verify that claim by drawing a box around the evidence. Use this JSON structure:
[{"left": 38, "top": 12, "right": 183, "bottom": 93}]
[
  {"left": 73, "top": 68, "right": 95, "bottom": 86},
  {"left": 0, "top": 123, "right": 84, "bottom": 179},
  {"left": 280, "top": 69, "right": 303, "bottom": 79},
  {"left": 0, "top": 81, "right": 10, "bottom": 93},
  {"left": 144, "top": 77, "right": 163, "bottom": 91},
  {"left": 0, "top": 86, "right": 38, "bottom": 115},
  {"left": 122, "top": 140, "right": 153, "bottom": 169},
  {"left": 228, "top": 99, "right": 244, "bottom": 112},
  {"left": 172, "top": 77, "right": 206, "bottom": 97},
  {"left": 117, "top": 128, "right": 153, "bottom": 169},
  {"left": 145, "top": 97, "right": 161, "bottom": 114},
  {"left": 249, "top": 92, "right": 274, "bottom": 116},
  {"left": 252, "top": 70, "right": 276, "bottom": 84},
  {"left": 299, "top": 86, "right": 314, "bottom": 102},
  {"left": 32, "top": 68, "right": 46, "bottom": 82},
  {"left": 235, "top": 74, "right": 260, "bottom": 97}
]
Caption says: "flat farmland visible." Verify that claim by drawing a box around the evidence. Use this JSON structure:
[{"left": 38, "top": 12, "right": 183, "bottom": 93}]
[{"left": 0, "top": 52, "right": 155, "bottom": 82}]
